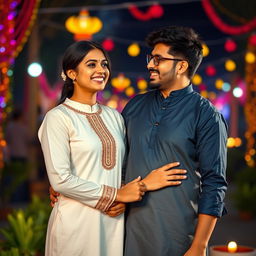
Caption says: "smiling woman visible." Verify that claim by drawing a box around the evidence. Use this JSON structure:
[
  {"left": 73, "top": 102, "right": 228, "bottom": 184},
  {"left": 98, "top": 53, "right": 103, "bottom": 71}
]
[
  {"left": 67, "top": 48, "right": 110, "bottom": 101},
  {"left": 37, "top": 40, "right": 147, "bottom": 256}
]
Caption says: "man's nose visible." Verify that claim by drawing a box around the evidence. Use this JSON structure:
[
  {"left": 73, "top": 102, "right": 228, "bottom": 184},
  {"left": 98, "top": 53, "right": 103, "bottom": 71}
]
[{"left": 147, "top": 59, "right": 155, "bottom": 69}]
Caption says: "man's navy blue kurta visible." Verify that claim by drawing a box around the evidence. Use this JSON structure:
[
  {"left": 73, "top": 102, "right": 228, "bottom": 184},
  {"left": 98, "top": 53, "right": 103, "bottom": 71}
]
[{"left": 122, "top": 85, "right": 228, "bottom": 256}]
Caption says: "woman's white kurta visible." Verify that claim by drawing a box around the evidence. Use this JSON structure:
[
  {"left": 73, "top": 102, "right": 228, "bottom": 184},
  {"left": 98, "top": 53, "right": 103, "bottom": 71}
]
[{"left": 38, "top": 98, "right": 126, "bottom": 256}]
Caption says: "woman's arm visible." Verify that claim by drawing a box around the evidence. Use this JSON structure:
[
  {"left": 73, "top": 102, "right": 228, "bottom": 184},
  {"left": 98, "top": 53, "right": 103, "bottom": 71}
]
[{"left": 39, "top": 109, "right": 144, "bottom": 212}]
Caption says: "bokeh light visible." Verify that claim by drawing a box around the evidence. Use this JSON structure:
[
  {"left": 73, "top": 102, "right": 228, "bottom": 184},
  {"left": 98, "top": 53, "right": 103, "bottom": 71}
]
[{"left": 27, "top": 62, "right": 42, "bottom": 77}]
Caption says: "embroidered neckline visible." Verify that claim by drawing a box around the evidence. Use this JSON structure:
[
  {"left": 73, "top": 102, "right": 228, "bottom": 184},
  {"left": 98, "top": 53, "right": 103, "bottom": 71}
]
[
  {"left": 62, "top": 103, "right": 102, "bottom": 115},
  {"left": 62, "top": 103, "right": 116, "bottom": 170}
]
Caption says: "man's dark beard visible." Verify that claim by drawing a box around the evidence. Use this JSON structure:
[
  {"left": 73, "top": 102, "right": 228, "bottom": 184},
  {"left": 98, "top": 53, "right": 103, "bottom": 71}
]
[
  {"left": 148, "top": 81, "right": 161, "bottom": 89},
  {"left": 148, "top": 68, "right": 161, "bottom": 89}
]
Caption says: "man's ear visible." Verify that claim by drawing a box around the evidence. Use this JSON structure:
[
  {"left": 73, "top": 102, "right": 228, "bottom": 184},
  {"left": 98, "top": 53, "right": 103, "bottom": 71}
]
[{"left": 177, "top": 61, "right": 189, "bottom": 75}]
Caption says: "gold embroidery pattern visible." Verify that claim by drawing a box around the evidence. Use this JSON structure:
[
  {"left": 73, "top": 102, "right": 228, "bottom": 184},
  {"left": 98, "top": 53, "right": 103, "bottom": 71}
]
[
  {"left": 63, "top": 103, "right": 116, "bottom": 170},
  {"left": 95, "top": 185, "right": 117, "bottom": 212}
]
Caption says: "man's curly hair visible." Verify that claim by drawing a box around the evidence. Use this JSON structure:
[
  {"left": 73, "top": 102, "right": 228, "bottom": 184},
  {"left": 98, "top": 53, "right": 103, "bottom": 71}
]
[{"left": 146, "top": 26, "right": 203, "bottom": 79}]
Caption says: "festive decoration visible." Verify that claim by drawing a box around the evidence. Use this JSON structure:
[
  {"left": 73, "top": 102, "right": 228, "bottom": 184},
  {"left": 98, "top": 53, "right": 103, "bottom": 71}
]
[
  {"left": 111, "top": 73, "right": 131, "bottom": 92},
  {"left": 38, "top": 72, "right": 62, "bottom": 100},
  {"left": 137, "top": 78, "right": 147, "bottom": 90},
  {"left": 224, "top": 39, "right": 237, "bottom": 52},
  {"left": 65, "top": 10, "right": 102, "bottom": 41},
  {"left": 192, "top": 74, "right": 202, "bottom": 85},
  {"left": 245, "top": 52, "right": 256, "bottom": 64},
  {"left": 38, "top": 72, "right": 62, "bottom": 114},
  {"left": 202, "top": 43, "right": 209, "bottom": 57},
  {"left": 233, "top": 87, "right": 243, "bottom": 98},
  {"left": 225, "top": 59, "right": 236, "bottom": 71},
  {"left": 125, "top": 87, "right": 135, "bottom": 97},
  {"left": 244, "top": 35, "right": 256, "bottom": 167},
  {"left": 102, "top": 38, "right": 114, "bottom": 51},
  {"left": 27, "top": 62, "right": 42, "bottom": 77},
  {"left": 128, "top": 4, "right": 164, "bottom": 21},
  {"left": 215, "top": 79, "right": 224, "bottom": 90},
  {"left": 211, "top": 0, "right": 248, "bottom": 24},
  {"left": 202, "top": 0, "right": 256, "bottom": 35},
  {"left": 222, "top": 82, "right": 231, "bottom": 92},
  {"left": 199, "top": 83, "right": 207, "bottom": 92},
  {"left": 249, "top": 34, "right": 256, "bottom": 46},
  {"left": 200, "top": 90, "right": 208, "bottom": 98},
  {"left": 205, "top": 65, "right": 216, "bottom": 76},
  {"left": 227, "top": 137, "right": 242, "bottom": 148},
  {"left": 127, "top": 43, "right": 140, "bottom": 57},
  {"left": 208, "top": 91, "right": 216, "bottom": 101},
  {"left": 0, "top": 0, "right": 41, "bottom": 168}
]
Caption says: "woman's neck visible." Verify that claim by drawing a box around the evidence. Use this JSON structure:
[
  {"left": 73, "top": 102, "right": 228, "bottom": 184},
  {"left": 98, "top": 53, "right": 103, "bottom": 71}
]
[{"left": 70, "top": 91, "right": 97, "bottom": 106}]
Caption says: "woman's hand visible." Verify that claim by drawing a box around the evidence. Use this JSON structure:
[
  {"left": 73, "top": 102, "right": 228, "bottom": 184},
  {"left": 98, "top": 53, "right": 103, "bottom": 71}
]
[
  {"left": 116, "top": 176, "right": 147, "bottom": 203},
  {"left": 105, "top": 202, "right": 126, "bottom": 217},
  {"left": 49, "top": 186, "right": 60, "bottom": 207},
  {"left": 142, "top": 162, "right": 187, "bottom": 191}
]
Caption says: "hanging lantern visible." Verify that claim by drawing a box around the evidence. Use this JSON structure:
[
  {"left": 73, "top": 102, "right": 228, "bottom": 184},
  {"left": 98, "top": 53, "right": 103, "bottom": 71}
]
[
  {"left": 137, "top": 78, "right": 147, "bottom": 90},
  {"left": 128, "top": 43, "right": 140, "bottom": 57},
  {"left": 205, "top": 65, "right": 216, "bottom": 76},
  {"left": 111, "top": 73, "right": 131, "bottom": 92},
  {"left": 65, "top": 10, "right": 102, "bottom": 41},
  {"left": 192, "top": 74, "right": 202, "bottom": 85},
  {"left": 225, "top": 59, "right": 236, "bottom": 71},
  {"left": 215, "top": 79, "right": 224, "bottom": 89},
  {"left": 224, "top": 39, "right": 237, "bottom": 52},
  {"left": 202, "top": 43, "right": 209, "bottom": 57},
  {"left": 245, "top": 51, "right": 256, "bottom": 63},
  {"left": 102, "top": 38, "right": 114, "bottom": 51}
]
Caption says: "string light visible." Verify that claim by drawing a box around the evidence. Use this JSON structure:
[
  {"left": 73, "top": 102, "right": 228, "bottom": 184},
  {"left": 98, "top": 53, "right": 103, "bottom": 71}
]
[
  {"left": 127, "top": 43, "right": 140, "bottom": 57},
  {"left": 245, "top": 51, "right": 256, "bottom": 64},
  {"left": 0, "top": 0, "right": 41, "bottom": 168},
  {"left": 192, "top": 74, "right": 202, "bottom": 85},
  {"left": 244, "top": 34, "right": 256, "bottom": 167},
  {"left": 225, "top": 59, "right": 236, "bottom": 71},
  {"left": 202, "top": 43, "right": 210, "bottom": 57},
  {"left": 215, "top": 79, "right": 224, "bottom": 89},
  {"left": 224, "top": 39, "right": 237, "bottom": 52}
]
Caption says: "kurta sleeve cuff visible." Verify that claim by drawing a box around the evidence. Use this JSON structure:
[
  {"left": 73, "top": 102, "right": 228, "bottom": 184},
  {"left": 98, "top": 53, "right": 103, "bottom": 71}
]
[
  {"left": 95, "top": 185, "right": 117, "bottom": 212},
  {"left": 198, "top": 199, "right": 227, "bottom": 217}
]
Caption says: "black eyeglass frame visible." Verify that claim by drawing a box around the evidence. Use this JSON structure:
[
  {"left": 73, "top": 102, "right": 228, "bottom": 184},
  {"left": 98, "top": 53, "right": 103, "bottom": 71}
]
[{"left": 146, "top": 54, "right": 184, "bottom": 66}]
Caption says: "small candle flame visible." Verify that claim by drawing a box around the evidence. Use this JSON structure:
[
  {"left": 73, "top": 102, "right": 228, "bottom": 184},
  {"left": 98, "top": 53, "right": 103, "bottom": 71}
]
[{"left": 228, "top": 241, "right": 237, "bottom": 253}]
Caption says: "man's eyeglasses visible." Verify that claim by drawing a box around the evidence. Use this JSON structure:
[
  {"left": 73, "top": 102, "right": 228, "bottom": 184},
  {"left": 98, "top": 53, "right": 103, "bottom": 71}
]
[{"left": 146, "top": 54, "right": 184, "bottom": 66}]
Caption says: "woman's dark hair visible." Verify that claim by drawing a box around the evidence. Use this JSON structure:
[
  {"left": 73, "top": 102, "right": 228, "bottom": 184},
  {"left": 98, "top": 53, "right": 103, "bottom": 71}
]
[
  {"left": 58, "top": 40, "right": 111, "bottom": 104},
  {"left": 146, "top": 26, "right": 203, "bottom": 79}
]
